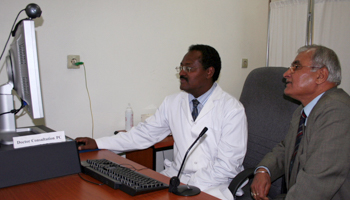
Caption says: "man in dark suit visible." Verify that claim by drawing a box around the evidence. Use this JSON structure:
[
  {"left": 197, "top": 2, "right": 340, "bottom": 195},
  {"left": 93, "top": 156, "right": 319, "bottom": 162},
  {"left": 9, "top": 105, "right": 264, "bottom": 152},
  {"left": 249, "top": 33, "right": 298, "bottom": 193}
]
[{"left": 250, "top": 45, "right": 350, "bottom": 200}]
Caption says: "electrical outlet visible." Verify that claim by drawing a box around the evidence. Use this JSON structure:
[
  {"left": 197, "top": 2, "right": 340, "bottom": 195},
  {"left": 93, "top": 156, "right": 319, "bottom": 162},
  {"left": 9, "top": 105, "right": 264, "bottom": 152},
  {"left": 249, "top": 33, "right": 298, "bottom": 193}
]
[
  {"left": 242, "top": 58, "right": 248, "bottom": 68},
  {"left": 67, "top": 55, "right": 80, "bottom": 69}
]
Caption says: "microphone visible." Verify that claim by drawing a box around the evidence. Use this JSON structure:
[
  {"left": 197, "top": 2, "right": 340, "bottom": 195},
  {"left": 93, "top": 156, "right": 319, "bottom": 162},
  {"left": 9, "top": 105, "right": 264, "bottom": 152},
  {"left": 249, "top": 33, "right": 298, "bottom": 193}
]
[{"left": 169, "top": 127, "right": 208, "bottom": 196}]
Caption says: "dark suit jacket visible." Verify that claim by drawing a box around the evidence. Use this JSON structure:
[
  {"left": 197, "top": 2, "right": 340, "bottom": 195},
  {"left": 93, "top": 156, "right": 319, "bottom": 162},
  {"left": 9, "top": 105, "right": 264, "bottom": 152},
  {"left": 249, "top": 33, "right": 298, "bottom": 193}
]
[{"left": 258, "top": 87, "right": 350, "bottom": 200}]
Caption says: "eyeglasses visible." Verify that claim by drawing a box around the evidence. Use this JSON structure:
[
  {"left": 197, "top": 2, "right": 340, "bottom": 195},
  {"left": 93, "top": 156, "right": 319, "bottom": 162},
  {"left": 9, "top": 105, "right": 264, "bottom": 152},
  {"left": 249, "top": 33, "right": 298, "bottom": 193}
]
[
  {"left": 289, "top": 62, "right": 319, "bottom": 73},
  {"left": 175, "top": 66, "right": 197, "bottom": 73}
]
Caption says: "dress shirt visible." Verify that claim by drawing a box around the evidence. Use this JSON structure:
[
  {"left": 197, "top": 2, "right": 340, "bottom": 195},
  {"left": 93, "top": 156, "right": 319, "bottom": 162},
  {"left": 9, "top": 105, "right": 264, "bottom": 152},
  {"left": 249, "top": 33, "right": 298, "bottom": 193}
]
[{"left": 189, "top": 82, "right": 217, "bottom": 114}]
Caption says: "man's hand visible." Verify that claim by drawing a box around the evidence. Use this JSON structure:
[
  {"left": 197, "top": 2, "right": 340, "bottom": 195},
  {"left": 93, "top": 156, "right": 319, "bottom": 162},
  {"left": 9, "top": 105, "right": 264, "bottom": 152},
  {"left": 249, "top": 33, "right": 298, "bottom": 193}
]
[
  {"left": 250, "top": 168, "right": 271, "bottom": 200},
  {"left": 75, "top": 137, "right": 98, "bottom": 151}
]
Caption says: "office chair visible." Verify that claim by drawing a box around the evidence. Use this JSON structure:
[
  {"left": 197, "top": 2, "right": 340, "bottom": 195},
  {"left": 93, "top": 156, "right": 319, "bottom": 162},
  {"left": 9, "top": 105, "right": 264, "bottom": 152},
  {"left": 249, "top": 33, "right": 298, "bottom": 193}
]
[{"left": 229, "top": 67, "right": 300, "bottom": 199}]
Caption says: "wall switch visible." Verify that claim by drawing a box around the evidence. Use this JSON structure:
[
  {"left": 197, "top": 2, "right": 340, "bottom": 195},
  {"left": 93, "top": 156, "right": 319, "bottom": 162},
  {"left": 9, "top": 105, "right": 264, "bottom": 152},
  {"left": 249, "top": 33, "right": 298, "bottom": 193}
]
[
  {"left": 242, "top": 58, "right": 248, "bottom": 68},
  {"left": 67, "top": 55, "right": 80, "bottom": 69}
]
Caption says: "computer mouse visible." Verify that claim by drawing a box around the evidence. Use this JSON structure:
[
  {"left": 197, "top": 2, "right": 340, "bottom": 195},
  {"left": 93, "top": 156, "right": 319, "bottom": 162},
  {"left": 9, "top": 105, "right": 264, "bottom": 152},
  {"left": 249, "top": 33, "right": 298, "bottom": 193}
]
[{"left": 76, "top": 141, "right": 85, "bottom": 147}]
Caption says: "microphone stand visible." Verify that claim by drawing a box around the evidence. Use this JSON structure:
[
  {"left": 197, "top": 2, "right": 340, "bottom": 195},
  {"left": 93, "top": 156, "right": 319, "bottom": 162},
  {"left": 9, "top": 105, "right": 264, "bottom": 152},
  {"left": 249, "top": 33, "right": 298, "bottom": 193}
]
[{"left": 169, "top": 127, "right": 208, "bottom": 196}]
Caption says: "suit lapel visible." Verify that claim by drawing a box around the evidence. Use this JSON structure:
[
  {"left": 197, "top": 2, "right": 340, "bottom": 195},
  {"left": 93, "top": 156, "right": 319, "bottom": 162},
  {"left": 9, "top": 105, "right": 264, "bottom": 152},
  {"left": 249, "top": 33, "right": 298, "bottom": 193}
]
[{"left": 286, "top": 106, "right": 304, "bottom": 188}]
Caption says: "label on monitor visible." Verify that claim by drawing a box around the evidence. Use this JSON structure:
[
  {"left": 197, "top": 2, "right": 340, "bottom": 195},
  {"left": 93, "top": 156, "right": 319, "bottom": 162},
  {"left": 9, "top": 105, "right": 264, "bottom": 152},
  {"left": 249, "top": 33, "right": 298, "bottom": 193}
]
[{"left": 13, "top": 131, "right": 66, "bottom": 149}]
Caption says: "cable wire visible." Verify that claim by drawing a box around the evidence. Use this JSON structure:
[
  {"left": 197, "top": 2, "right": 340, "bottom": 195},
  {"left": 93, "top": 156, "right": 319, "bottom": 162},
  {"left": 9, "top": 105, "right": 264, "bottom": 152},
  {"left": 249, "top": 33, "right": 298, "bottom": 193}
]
[
  {"left": 78, "top": 173, "right": 104, "bottom": 186},
  {"left": 0, "top": 9, "right": 25, "bottom": 62},
  {"left": 0, "top": 100, "right": 27, "bottom": 116},
  {"left": 81, "top": 63, "right": 95, "bottom": 138}
]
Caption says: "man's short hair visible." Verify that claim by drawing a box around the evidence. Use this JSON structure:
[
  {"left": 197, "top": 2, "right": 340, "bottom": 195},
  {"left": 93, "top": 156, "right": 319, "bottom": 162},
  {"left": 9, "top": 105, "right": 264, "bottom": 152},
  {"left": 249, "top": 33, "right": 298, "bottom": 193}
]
[
  {"left": 298, "top": 45, "right": 342, "bottom": 85},
  {"left": 188, "top": 44, "right": 221, "bottom": 82}
]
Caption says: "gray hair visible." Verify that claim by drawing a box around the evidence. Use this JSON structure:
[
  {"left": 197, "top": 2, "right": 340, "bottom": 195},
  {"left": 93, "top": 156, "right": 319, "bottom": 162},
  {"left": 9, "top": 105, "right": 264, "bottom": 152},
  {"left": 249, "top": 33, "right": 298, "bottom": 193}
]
[{"left": 298, "top": 45, "right": 341, "bottom": 85}]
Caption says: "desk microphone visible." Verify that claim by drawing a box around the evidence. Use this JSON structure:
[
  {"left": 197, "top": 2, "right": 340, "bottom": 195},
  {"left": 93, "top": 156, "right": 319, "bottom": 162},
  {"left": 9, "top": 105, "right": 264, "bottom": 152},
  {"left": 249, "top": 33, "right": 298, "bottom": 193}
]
[{"left": 169, "top": 127, "right": 208, "bottom": 196}]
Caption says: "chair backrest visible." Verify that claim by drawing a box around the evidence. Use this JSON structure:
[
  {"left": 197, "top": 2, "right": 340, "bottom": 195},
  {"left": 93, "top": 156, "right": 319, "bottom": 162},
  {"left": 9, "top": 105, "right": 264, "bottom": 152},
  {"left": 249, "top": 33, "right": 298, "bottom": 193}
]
[{"left": 239, "top": 67, "right": 300, "bottom": 198}]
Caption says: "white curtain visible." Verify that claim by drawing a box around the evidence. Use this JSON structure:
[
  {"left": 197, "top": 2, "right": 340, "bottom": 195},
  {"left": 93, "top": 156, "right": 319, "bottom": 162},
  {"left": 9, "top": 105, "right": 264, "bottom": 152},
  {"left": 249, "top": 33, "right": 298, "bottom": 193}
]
[
  {"left": 268, "top": 0, "right": 350, "bottom": 93},
  {"left": 313, "top": 0, "right": 350, "bottom": 92},
  {"left": 268, "top": 0, "right": 309, "bottom": 67}
]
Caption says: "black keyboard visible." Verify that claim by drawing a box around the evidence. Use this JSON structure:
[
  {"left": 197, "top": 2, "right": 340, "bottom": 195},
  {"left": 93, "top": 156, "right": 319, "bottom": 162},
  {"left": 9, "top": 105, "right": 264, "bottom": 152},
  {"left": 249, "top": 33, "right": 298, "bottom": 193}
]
[{"left": 81, "top": 159, "right": 169, "bottom": 196}]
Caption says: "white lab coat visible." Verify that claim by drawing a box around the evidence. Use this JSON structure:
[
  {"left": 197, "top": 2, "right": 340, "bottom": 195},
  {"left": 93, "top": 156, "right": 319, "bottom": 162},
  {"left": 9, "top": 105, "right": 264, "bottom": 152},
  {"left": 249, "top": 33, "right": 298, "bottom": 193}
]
[{"left": 96, "top": 85, "right": 248, "bottom": 199}]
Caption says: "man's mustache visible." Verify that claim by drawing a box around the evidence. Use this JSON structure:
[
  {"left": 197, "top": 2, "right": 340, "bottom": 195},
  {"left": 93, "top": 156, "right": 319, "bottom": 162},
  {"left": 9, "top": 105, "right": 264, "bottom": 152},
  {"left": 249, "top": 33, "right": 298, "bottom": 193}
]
[{"left": 180, "top": 75, "right": 188, "bottom": 81}]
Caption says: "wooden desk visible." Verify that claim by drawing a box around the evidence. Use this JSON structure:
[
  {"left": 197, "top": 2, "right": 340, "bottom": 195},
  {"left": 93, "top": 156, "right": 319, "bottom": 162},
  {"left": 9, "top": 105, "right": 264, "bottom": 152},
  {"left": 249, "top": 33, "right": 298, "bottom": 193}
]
[
  {"left": 126, "top": 135, "right": 174, "bottom": 170},
  {"left": 0, "top": 149, "right": 218, "bottom": 200}
]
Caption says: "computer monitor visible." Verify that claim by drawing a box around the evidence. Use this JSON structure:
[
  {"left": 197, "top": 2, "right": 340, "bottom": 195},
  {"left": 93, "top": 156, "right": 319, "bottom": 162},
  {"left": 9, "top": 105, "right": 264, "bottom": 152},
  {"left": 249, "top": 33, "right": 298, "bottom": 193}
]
[{"left": 0, "top": 20, "right": 45, "bottom": 145}]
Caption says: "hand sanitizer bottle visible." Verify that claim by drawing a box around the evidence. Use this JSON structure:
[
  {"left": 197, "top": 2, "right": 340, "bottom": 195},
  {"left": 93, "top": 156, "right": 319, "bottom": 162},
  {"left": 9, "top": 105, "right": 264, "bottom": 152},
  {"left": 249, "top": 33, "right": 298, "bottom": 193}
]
[{"left": 125, "top": 103, "right": 133, "bottom": 131}]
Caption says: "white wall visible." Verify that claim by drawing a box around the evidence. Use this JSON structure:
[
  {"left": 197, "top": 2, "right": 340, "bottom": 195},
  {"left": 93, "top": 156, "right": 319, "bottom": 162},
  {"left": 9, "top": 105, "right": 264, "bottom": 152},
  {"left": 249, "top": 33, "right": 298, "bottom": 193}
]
[{"left": 0, "top": 0, "right": 269, "bottom": 139}]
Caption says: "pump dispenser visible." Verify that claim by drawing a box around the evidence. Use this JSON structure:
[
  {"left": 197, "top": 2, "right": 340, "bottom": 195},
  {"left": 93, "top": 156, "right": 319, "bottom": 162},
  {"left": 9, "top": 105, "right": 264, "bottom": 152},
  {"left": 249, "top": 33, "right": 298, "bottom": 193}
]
[{"left": 125, "top": 103, "right": 133, "bottom": 131}]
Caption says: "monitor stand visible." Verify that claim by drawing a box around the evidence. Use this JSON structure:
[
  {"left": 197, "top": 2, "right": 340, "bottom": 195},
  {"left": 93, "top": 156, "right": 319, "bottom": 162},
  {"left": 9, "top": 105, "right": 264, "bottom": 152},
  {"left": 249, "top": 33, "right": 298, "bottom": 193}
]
[
  {"left": 0, "top": 84, "right": 17, "bottom": 145},
  {"left": 0, "top": 85, "right": 45, "bottom": 145}
]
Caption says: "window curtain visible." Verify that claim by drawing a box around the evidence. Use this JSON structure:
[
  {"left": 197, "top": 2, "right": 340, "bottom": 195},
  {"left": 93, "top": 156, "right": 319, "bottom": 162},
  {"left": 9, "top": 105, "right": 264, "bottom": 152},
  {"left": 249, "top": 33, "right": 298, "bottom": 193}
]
[
  {"left": 268, "top": 0, "right": 350, "bottom": 93},
  {"left": 268, "top": 0, "right": 308, "bottom": 67},
  {"left": 313, "top": 0, "right": 350, "bottom": 92}
]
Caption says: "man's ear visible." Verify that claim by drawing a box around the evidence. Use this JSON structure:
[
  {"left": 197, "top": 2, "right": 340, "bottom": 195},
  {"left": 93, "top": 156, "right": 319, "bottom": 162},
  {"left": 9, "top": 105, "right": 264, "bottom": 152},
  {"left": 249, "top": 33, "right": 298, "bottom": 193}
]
[
  {"left": 206, "top": 66, "right": 215, "bottom": 79},
  {"left": 316, "top": 67, "right": 329, "bottom": 84}
]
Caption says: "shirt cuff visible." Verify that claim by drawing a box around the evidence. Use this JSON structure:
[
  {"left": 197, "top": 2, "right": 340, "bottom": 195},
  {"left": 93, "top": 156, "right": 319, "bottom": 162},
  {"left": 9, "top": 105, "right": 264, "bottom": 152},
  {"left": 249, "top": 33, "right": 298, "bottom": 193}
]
[{"left": 254, "top": 166, "right": 271, "bottom": 176}]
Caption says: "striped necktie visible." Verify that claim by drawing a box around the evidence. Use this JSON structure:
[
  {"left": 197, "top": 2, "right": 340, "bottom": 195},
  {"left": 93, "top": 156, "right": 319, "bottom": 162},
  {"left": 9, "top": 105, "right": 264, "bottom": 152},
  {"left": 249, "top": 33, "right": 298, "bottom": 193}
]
[
  {"left": 289, "top": 110, "right": 307, "bottom": 178},
  {"left": 192, "top": 99, "right": 200, "bottom": 121}
]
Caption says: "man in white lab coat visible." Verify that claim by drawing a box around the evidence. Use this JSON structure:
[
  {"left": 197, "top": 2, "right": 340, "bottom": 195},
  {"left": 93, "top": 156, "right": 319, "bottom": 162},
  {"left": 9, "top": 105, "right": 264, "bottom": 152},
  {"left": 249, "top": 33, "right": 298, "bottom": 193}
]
[{"left": 76, "top": 44, "right": 248, "bottom": 199}]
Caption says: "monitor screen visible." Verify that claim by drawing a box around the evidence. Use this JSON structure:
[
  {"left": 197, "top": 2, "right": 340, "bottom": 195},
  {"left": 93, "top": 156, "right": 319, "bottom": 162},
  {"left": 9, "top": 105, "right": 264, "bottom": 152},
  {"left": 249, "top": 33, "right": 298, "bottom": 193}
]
[
  {"left": 0, "top": 19, "right": 44, "bottom": 144},
  {"left": 8, "top": 20, "right": 44, "bottom": 119}
]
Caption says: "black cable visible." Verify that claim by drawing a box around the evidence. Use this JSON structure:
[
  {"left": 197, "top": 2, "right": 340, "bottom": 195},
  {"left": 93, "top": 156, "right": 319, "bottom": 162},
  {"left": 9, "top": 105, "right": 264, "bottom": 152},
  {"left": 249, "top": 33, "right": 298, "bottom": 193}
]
[
  {"left": 119, "top": 163, "right": 138, "bottom": 171},
  {"left": 136, "top": 167, "right": 149, "bottom": 172},
  {"left": 0, "top": 100, "right": 27, "bottom": 116},
  {"left": 118, "top": 163, "right": 148, "bottom": 171},
  {"left": 0, "top": 9, "right": 25, "bottom": 62},
  {"left": 0, "top": 111, "right": 14, "bottom": 116},
  {"left": 14, "top": 100, "right": 27, "bottom": 114},
  {"left": 78, "top": 173, "right": 104, "bottom": 186}
]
